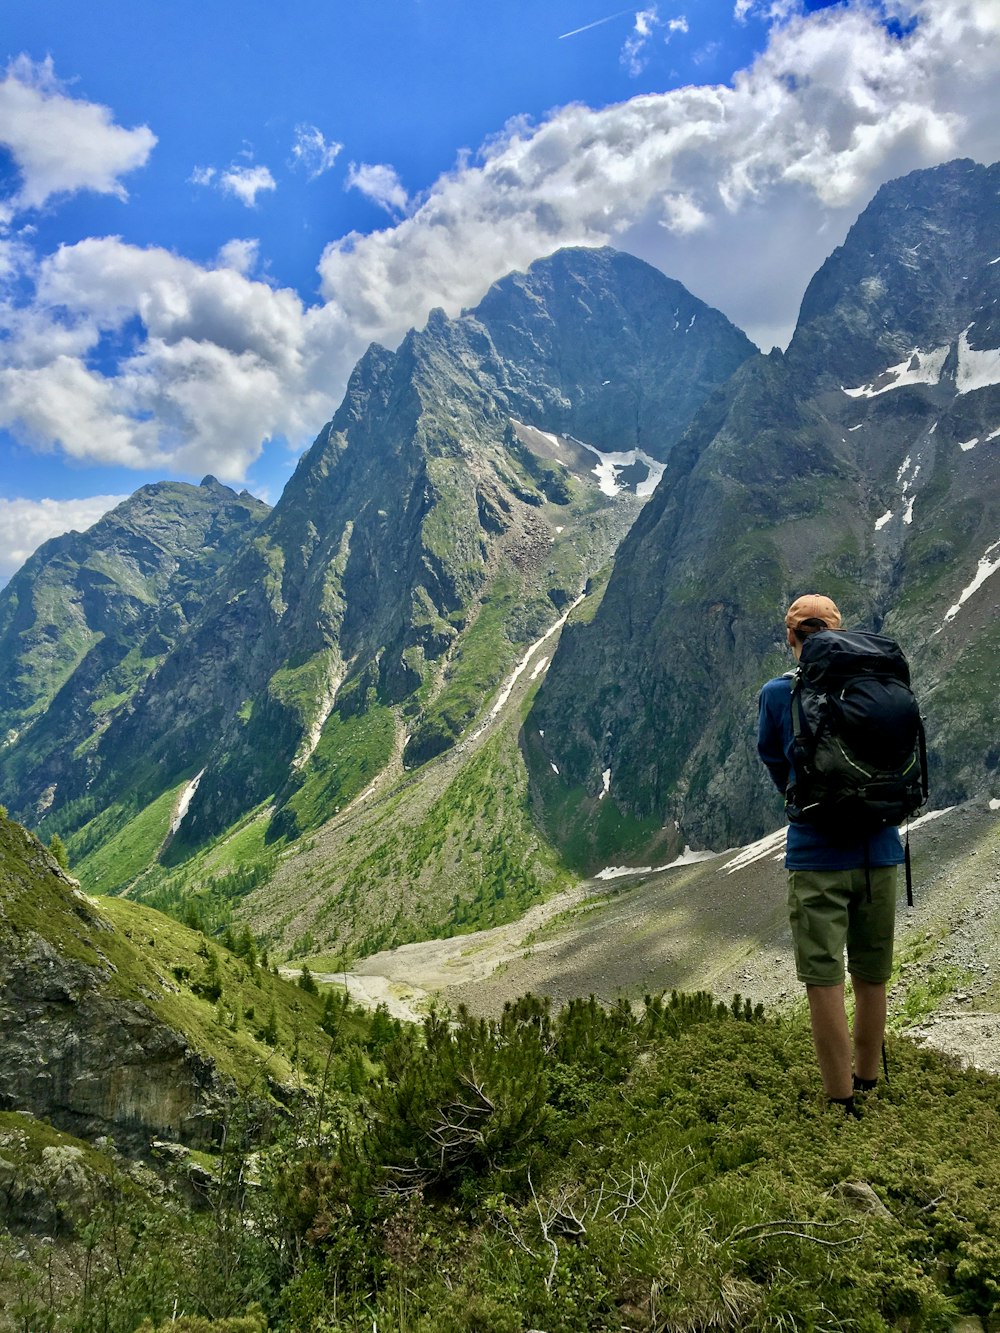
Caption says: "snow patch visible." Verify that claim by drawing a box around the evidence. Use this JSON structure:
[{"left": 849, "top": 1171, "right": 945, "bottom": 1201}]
[
  {"left": 550, "top": 762, "right": 560, "bottom": 775},
  {"left": 598, "top": 767, "right": 611, "bottom": 801},
  {"left": 531, "top": 656, "right": 549, "bottom": 680},
  {"left": 594, "top": 846, "right": 719, "bottom": 880},
  {"left": 171, "top": 769, "right": 206, "bottom": 835},
  {"left": 848, "top": 424, "right": 864, "bottom": 432},
  {"left": 875, "top": 510, "right": 894, "bottom": 531},
  {"left": 891, "top": 451, "right": 922, "bottom": 525},
  {"left": 468, "top": 593, "right": 586, "bottom": 744},
  {"left": 510, "top": 418, "right": 665, "bottom": 499},
  {"left": 959, "top": 438, "right": 979, "bottom": 451},
  {"left": 989, "top": 799, "right": 1000, "bottom": 811},
  {"left": 957, "top": 328, "right": 1000, "bottom": 394},
  {"left": 943, "top": 538, "right": 1000, "bottom": 623},
  {"left": 908, "top": 807, "right": 955, "bottom": 831},
  {"left": 842, "top": 345, "right": 949, "bottom": 398},
  {"left": 578, "top": 440, "right": 666, "bottom": 498},
  {"left": 987, "top": 427, "right": 1000, "bottom": 442},
  {"left": 723, "top": 827, "right": 788, "bottom": 874}
]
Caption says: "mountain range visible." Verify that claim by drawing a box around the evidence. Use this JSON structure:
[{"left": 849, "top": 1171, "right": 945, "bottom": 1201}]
[
  {"left": 531, "top": 156, "right": 1000, "bottom": 866},
  {"left": 0, "top": 157, "right": 997, "bottom": 960}
]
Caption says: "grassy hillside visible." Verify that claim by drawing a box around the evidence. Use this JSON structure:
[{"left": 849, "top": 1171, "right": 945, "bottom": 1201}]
[
  {"left": 0, "top": 813, "right": 361, "bottom": 1090},
  {"left": 4, "top": 992, "right": 1000, "bottom": 1331},
  {"left": 244, "top": 687, "right": 576, "bottom": 965}
]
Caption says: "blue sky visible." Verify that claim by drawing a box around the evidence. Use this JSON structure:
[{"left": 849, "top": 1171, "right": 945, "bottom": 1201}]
[{"left": 1, "top": 0, "right": 998, "bottom": 581}]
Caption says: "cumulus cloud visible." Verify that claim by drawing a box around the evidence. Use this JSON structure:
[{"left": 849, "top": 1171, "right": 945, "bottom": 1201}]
[
  {"left": 291, "top": 124, "right": 343, "bottom": 179},
  {"left": 0, "top": 494, "right": 128, "bottom": 584},
  {"left": 216, "top": 238, "right": 260, "bottom": 275},
  {"left": 1, "top": 0, "right": 998, "bottom": 479},
  {"left": 220, "top": 164, "right": 277, "bottom": 207},
  {"left": 345, "top": 162, "right": 410, "bottom": 214},
  {"left": 0, "top": 55, "right": 155, "bottom": 224},
  {"left": 318, "top": 0, "right": 1000, "bottom": 353},
  {"left": 0, "top": 237, "right": 337, "bottom": 478},
  {"left": 191, "top": 161, "right": 277, "bottom": 207}
]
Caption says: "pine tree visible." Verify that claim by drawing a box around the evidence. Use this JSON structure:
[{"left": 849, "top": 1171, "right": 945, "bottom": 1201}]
[
  {"left": 261, "top": 1003, "right": 279, "bottom": 1046},
  {"left": 48, "top": 832, "right": 69, "bottom": 870}
]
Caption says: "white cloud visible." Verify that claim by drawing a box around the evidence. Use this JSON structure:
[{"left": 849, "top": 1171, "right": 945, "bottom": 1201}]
[
  {"left": 345, "top": 162, "right": 410, "bottom": 214},
  {"left": 216, "top": 238, "right": 260, "bottom": 275},
  {"left": 0, "top": 56, "right": 155, "bottom": 224},
  {"left": 0, "top": 237, "right": 335, "bottom": 478},
  {"left": 622, "top": 7, "right": 661, "bottom": 75},
  {"left": 621, "top": 8, "right": 687, "bottom": 75},
  {"left": 1, "top": 0, "right": 998, "bottom": 479},
  {"left": 291, "top": 124, "right": 343, "bottom": 179},
  {"left": 219, "top": 164, "right": 277, "bottom": 208},
  {"left": 317, "top": 0, "right": 1000, "bottom": 353},
  {"left": 0, "top": 494, "right": 128, "bottom": 584},
  {"left": 191, "top": 161, "right": 277, "bottom": 207}
]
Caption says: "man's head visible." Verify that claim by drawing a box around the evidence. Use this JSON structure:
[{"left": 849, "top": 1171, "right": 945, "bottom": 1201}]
[{"left": 785, "top": 593, "right": 841, "bottom": 657}]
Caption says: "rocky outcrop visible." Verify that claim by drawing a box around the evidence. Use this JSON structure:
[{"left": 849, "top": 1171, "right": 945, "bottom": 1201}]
[
  {"left": 0, "top": 937, "right": 225, "bottom": 1151},
  {"left": 0, "top": 817, "right": 230, "bottom": 1154}
]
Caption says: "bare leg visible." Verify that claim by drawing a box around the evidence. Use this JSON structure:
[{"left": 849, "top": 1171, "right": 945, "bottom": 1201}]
[
  {"left": 806, "top": 983, "right": 853, "bottom": 1099},
  {"left": 851, "top": 977, "right": 887, "bottom": 1082}
]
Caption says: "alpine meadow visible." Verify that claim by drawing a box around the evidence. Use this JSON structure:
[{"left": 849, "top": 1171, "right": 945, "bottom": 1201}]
[{"left": 2, "top": 3, "right": 1000, "bottom": 1328}]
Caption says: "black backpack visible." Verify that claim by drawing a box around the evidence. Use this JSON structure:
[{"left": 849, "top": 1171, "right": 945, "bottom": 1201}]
[{"left": 787, "top": 630, "right": 928, "bottom": 896}]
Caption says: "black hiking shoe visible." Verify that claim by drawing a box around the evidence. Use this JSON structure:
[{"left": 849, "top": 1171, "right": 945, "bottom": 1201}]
[{"left": 828, "top": 1094, "right": 861, "bottom": 1120}]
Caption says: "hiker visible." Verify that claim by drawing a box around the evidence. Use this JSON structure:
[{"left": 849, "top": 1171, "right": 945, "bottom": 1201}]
[{"left": 756, "top": 594, "right": 920, "bottom": 1118}]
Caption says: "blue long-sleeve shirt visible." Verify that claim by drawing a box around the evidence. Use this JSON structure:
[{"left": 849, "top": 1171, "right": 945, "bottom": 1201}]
[{"left": 757, "top": 674, "right": 904, "bottom": 871}]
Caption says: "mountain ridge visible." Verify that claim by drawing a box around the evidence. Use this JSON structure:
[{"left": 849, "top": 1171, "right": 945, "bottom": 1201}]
[{"left": 0, "top": 247, "right": 756, "bottom": 925}]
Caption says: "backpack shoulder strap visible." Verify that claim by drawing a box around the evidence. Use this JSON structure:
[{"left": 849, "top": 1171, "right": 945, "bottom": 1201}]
[{"left": 788, "top": 667, "right": 808, "bottom": 743}]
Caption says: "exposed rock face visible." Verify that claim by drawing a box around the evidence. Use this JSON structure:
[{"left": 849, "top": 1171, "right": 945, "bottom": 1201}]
[
  {"left": 470, "top": 246, "right": 757, "bottom": 459},
  {"left": 1, "top": 939, "right": 222, "bottom": 1150},
  {"left": 10, "top": 248, "right": 754, "bottom": 861},
  {"left": 0, "top": 479, "right": 269, "bottom": 825},
  {"left": 530, "top": 159, "right": 1000, "bottom": 865},
  {"left": 0, "top": 817, "right": 228, "bottom": 1152}
]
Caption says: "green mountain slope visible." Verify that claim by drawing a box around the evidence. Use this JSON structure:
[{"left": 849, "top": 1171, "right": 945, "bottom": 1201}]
[
  {"left": 0, "top": 812, "right": 340, "bottom": 1150},
  {"left": 10, "top": 248, "right": 755, "bottom": 939},
  {"left": 0, "top": 478, "right": 269, "bottom": 827}
]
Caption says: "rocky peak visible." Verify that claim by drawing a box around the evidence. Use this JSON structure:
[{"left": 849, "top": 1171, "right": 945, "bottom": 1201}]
[{"left": 787, "top": 159, "right": 1000, "bottom": 385}]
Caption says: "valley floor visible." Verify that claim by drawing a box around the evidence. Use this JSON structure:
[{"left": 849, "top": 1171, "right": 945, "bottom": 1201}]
[{"left": 304, "top": 797, "right": 1000, "bottom": 1072}]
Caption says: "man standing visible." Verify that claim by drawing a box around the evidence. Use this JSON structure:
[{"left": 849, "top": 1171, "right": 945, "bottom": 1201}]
[{"left": 757, "top": 594, "right": 904, "bottom": 1117}]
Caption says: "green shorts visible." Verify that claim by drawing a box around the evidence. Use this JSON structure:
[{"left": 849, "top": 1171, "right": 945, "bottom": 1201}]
[{"left": 787, "top": 866, "right": 898, "bottom": 987}]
